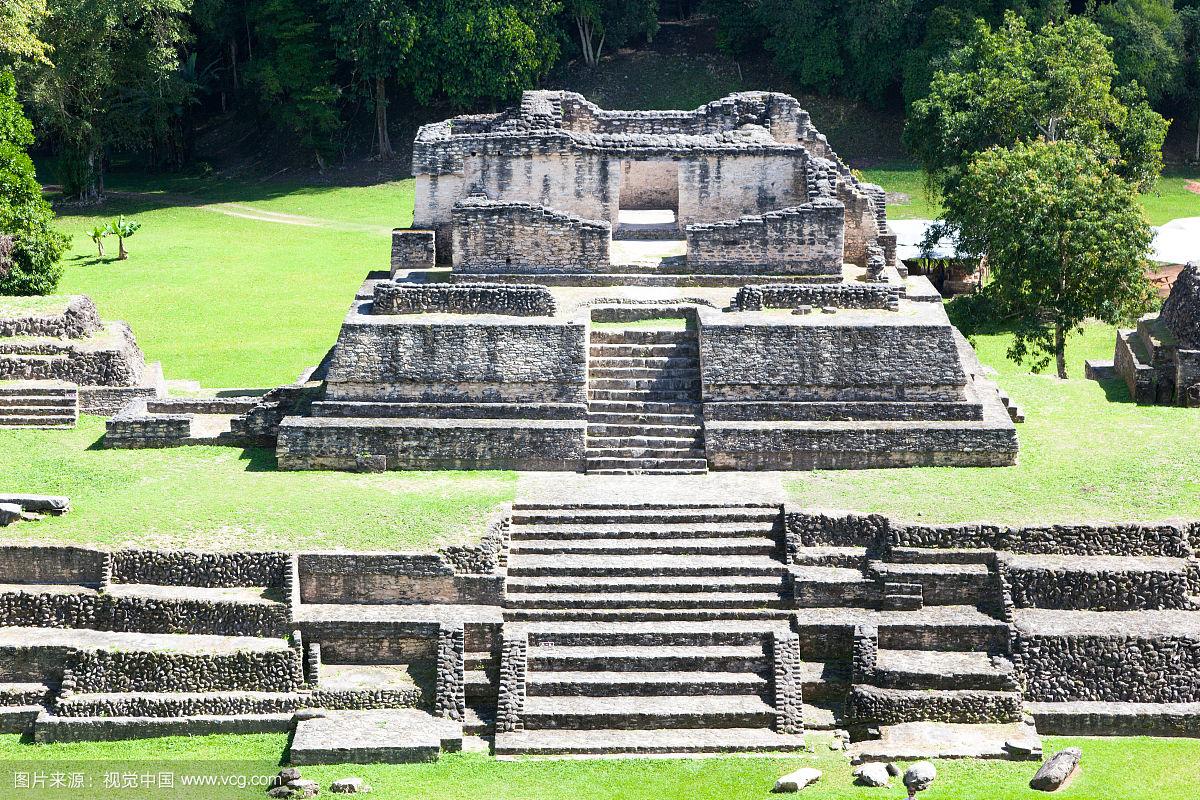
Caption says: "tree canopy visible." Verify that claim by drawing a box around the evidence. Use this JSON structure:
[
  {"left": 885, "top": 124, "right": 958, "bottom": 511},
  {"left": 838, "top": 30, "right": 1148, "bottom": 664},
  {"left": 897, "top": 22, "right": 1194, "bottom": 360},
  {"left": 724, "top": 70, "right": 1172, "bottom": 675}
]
[
  {"left": 0, "top": 70, "right": 67, "bottom": 295},
  {"left": 905, "top": 13, "right": 1169, "bottom": 200},
  {"left": 947, "top": 139, "right": 1155, "bottom": 378}
]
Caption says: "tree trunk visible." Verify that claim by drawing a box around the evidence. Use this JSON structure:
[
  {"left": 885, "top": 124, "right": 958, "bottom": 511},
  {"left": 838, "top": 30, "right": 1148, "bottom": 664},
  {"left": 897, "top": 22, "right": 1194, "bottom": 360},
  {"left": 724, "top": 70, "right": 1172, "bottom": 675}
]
[
  {"left": 375, "top": 77, "right": 393, "bottom": 159},
  {"left": 1194, "top": 106, "right": 1199, "bottom": 162},
  {"left": 230, "top": 39, "right": 239, "bottom": 93},
  {"left": 117, "top": 237, "right": 127, "bottom": 260},
  {"left": 95, "top": 240, "right": 104, "bottom": 257},
  {"left": 1055, "top": 321, "right": 1066, "bottom": 379},
  {"left": 576, "top": 15, "right": 596, "bottom": 67}
]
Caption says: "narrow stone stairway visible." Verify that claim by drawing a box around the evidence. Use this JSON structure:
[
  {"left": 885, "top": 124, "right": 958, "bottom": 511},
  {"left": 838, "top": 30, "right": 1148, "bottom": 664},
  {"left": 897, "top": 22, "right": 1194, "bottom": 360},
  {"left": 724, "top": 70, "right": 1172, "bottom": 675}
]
[
  {"left": 495, "top": 503, "right": 804, "bottom": 756},
  {"left": 0, "top": 381, "right": 78, "bottom": 429},
  {"left": 586, "top": 329, "right": 707, "bottom": 475}
]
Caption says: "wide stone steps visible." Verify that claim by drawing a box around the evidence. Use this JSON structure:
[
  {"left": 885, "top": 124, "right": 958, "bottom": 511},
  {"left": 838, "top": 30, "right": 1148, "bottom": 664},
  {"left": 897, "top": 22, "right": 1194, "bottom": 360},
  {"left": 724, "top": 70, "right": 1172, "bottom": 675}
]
[
  {"left": 588, "top": 388, "right": 699, "bottom": 403},
  {"left": 507, "top": 607, "right": 793, "bottom": 622},
  {"left": 586, "top": 402, "right": 700, "bottom": 417},
  {"left": 525, "top": 670, "right": 769, "bottom": 697},
  {"left": 526, "top": 644, "right": 769, "bottom": 673},
  {"left": 872, "top": 649, "right": 1016, "bottom": 691},
  {"left": 879, "top": 562, "right": 995, "bottom": 607},
  {"left": 585, "top": 457, "right": 709, "bottom": 473},
  {"left": 587, "top": 417, "right": 701, "bottom": 432},
  {"left": 889, "top": 547, "right": 995, "bottom": 564},
  {"left": 508, "top": 575, "right": 783, "bottom": 593},
  {"left": 0, "top": 414, "right": 77, "bottom": 428},
  {"left": 590, "top": 330, "right": 694, "bottom": 345},
  {"left": 586, "top": 430, "right": 701, "bottom": 445},
  {"left": 494, "top": 727, "right": 806, "bottom": 756},
  {"left": 0, "top": 382, "right": 79, "bottom": 429},
  {"left": 510, "top": 537, "right": 778, "bottom": 556},
  {"left": 466, "top": 272, "right": 815, "bottom": 288},
  {"left": 585, "top": 448, "right": 705, "bottom": 460},
  {"left": 589, "top": 357, "right": 699, "bottom": 370},
  {"left": 510, "top": 522, "right": 777, "bottom": 540},
  {"left": 0, "top": 404, "right": 73, "bottom": 416},
  {"left": 506, "top": 591, "right": 787, "bottom": 610},
  {"left": 515, "top": 621, "right": 783, "bottom": 648},
  {"left": 519, "top": 694, "right": 776, "bottom": 730},
  {"left": 589, "top": 367, "right": 699, "bottom": 380},
  {"left": 510, "top": 506, "right": 780, "bottom": 525},
  {"left": 588, "top": 344, "right": 698, "bottom": 359},
  {"left": 507, "top": 554, "right": 788, "bottom": 578}
]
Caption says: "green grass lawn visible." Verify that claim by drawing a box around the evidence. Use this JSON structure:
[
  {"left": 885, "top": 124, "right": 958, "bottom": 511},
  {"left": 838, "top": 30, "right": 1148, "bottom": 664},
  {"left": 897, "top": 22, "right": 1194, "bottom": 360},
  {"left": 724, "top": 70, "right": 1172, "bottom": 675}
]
[
  {"left": 0, "top": 416, "right": 514, "bottom": 551},
  {"left": 51, "top": 172, "right": 412, "bottom": 389},
  {"left": 0, "top": 733, "right": 1195, "bottom": 800}
]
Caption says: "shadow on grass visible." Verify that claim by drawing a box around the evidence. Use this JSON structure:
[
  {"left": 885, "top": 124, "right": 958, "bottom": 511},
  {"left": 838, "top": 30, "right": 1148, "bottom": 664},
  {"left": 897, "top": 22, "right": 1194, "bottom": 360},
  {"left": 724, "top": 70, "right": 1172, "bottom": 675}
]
[
  {"left": 1099, "top": 377, "right": 1135, "bottom": 404},
  {"left": 238, "top": 446, "right": 278, "bottom": 472}
]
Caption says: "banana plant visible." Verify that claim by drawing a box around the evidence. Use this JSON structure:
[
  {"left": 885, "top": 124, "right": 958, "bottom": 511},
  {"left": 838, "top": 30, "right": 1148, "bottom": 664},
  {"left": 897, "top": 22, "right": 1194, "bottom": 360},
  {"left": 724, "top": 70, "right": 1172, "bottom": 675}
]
[
  {"left": 107, "top": 215, "right": 142, "bottom": 260},
  {"left": 87, "top": 225, "right": 108, "bottom": 257}
]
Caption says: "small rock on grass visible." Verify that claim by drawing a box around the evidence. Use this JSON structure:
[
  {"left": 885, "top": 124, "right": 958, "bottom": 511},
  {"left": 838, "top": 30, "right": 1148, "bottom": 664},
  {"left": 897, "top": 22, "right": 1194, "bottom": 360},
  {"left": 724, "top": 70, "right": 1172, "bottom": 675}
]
[
  {"left": 774, "top": 767, "right": 821, "bottom": 793},
  {"left": 1030, "top": 747, "right": 1082, "bottom": 792},
  {"left": 331, "top": 777, "right": 371, "bottom": 794},
  {"left": 0, "top": 503, "right": 21, "bottom": 526},
  {"left": 287, "top": 778, "right": 320, "bottom": 797},
  {"left": 853, "top": 763, "right": 891, "bottom": 787}
]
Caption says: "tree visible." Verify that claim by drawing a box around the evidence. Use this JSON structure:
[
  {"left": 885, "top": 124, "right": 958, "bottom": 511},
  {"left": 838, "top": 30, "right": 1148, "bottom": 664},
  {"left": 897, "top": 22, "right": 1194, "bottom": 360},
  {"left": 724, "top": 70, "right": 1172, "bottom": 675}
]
[
  {"left": 947, "top": 139, "right": 1154, "bottom": 378},
  {"left": 0, "top": 70, "right": 67, "bottom": 295},
  {"left": 1094, "top": 0, "right": 1181, "bottom": 104},
  {"left": 405, "top": 0, "right": 561, "bottom": 109},
  {"left": 243, "top": 0, "right": 343, "bottom": 167},
  {"left": 107, "top": 215, "right": 141, "bottom": 259},
  {"left": 325, "top": 0, "right": 418, "bottom": 159},
  {"left": 20, "top": 0, "right": 195, "bottom": 200},
  {"left": 1181, "top": 6, "right": 1200, "bottom": 161},
  {"left": 906, "top": 12, "right": 1169, "bottom": 201},
  {"left": 0, "top": 0, "right": 51, "bottom": 64},
  {"left": 88, "top": 225, "right": 107, "bottom": 257},
  {"left": 566, "top": 0, "right": 658, "bottom": 67}
]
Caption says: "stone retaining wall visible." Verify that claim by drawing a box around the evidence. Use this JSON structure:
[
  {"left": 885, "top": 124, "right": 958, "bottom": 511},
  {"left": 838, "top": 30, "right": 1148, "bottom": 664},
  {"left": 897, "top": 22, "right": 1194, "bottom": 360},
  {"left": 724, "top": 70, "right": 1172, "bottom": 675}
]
[
  {"left": 1018, "top": 633, "right": 1200, "bottom": 703},
  {"left": 847, "top": 685, "right": 1022, "bottom": 725},
  {"left": 105, "top": 398, "right": 191, "bottom": 448},
  {"left": 67, "top": 649, "right": 303, "bottom": 694},
  {"left": 112, "top": 550, "right": 288, "bottom": 588},
  {"left": 0, "top": 296, "right": 101, "bottom": 339},
  {"left": 771, "top": 631, "right": 804, "bottom": 733},
  {"left": 451, "top": 198, "right": 610, "bottom": 274},
  {"left": 732, "top": 283, "right": 898, "bottom": 312},
  {"left": 434, "top": 624, "right": 466, "bottom": 720},
  {"left": 685, "top": 202, "right": 844, "bottom": 275},
  {"left": 1005, "top": 559, "right": 1193, "bottom": 611},
  {"left": 373, "top": 282, "right": 556, "bottom": 316}
]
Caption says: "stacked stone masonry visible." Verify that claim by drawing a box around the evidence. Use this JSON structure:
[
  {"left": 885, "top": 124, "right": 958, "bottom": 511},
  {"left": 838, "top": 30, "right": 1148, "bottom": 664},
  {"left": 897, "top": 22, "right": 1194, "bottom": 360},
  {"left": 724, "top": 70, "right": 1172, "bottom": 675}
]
[
  {"left": 1110, "top": 261, "right": 1200, "bottom": 406},
  {"left": 372, "top": 282, "right": 556, "bottom": 317}
]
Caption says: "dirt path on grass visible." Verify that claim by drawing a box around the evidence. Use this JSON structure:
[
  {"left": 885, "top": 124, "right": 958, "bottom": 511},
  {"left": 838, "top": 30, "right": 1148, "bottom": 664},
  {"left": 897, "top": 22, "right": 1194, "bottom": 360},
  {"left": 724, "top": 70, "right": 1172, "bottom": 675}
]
[{"left": 107, "top": 190, "right": 392, "bottom": 236}]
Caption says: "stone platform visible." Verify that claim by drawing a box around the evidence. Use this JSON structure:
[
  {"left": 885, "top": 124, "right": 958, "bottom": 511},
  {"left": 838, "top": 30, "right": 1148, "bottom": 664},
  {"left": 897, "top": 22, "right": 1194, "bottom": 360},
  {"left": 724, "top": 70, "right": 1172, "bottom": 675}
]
[{"left": 289, "top": 710, "right": 464, "bottom": 764}]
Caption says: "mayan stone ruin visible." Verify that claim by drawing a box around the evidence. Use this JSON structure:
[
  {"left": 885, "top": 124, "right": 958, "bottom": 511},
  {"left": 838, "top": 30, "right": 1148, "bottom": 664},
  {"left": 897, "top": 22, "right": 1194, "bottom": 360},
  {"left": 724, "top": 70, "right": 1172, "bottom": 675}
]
[
  {"left": 264, "top": 90, "right": 1019, "bottom": 474},
  {"left": 0, "top": 295, "right": 162, "bottom": 429},
  {"left": 5, "top": 92, "right": 1198, "bottom": 771},
  {"left": 1095, "top": 261, "right": 1200, "bottom": 405}
]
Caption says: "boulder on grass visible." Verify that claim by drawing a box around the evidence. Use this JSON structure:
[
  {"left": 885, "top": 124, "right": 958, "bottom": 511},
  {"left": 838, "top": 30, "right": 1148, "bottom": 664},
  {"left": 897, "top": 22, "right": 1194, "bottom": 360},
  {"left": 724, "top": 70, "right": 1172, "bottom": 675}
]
[
  {"left": 853, "top": 762, "right": 891, "bottom": 787},
  {"left": 774, "top": 767, "right": 821, "bottom": 793},
  {"left": 1030, "top": 747, "right": 1082, "bottom": 792},
  {"left": 287, "top": 778, "right": 319, "bottom": 798},
  {"left": 0, "top": 503, "right": 21, "bottom": 526},
  {"left": 903, "top": 762, "right": 936, "bottom": 795}
]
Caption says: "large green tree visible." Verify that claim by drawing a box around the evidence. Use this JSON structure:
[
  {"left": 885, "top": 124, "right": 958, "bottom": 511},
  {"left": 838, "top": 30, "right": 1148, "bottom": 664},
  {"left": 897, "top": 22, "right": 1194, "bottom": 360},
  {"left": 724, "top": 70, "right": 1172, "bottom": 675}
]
[
  {"left": 325, "top": 0, "right": 418, "bottom": 159},
  {"left": 0, "top": 70, "right": 68, "bottom": 295},
  {"left": 906, "top": 12, "right": 1169, "bottom": 201},
  {"left": 21, "top": 0, "right": 194, "bottom": 199},
  {"left": 567, "top": 0, "right": 658, "bottom": 67},
  {"left": 1094, "top": 0, "right": 1181, "bottom": 104},
  {"left": 405, "top": 0, "right": 560, "bottom": 109},
  {"left": 947, "top": 139, "right": 1154, "bottom": 378}
]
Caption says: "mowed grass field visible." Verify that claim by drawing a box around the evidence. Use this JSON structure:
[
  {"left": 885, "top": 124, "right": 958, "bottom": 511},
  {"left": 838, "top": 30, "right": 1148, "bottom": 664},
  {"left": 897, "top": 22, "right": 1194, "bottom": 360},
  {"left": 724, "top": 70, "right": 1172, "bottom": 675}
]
[{"left": 0, "top": 733, "right": 1196, "bottom": 800}]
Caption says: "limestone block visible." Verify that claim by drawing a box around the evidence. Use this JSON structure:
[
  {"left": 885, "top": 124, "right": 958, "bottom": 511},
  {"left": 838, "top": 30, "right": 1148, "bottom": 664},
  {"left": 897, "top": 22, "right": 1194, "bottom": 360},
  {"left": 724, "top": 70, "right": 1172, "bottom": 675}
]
[
  {"left": 853, "top": 763, "right": 891, "bottom": 787},
  {"left": 1029, "top": 747, "right": 1081, "bottom": 792},
  {"left": 774, "top": 767, "right": 821, "bottom": 792}
]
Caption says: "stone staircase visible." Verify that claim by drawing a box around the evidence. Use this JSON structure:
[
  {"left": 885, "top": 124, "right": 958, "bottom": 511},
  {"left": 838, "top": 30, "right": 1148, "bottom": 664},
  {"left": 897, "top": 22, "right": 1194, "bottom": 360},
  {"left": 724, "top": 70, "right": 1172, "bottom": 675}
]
[
  {"left": 495, "top": 503, "right": 804, "bottom": 756},
  {"left": 0, "top": 382, "right": 78, "bottom": 429},
  {"left": 586, "top": 329, "right": 707, "bottom": 475},
  {"left": 847, "top": 547, "right": 1027, "bottom": 749}
]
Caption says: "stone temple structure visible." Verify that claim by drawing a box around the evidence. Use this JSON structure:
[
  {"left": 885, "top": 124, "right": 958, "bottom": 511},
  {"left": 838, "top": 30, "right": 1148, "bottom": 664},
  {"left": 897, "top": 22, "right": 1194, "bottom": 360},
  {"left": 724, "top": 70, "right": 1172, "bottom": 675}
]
[
  {"left": 1097, "top": 261, "right": 1200, "bottom": 405},
  {"left": 271, "top": 91, "right": 1019, "bottom": 474}
]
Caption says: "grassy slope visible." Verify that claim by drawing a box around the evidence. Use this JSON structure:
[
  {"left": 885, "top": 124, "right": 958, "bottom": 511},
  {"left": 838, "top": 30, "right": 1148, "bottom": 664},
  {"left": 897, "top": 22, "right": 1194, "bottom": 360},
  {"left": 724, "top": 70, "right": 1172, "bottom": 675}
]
[
  {"left": 0, "top": 734, "right": 1196, "bottom": 800},
  {"left": 0, "top": 416, "right": 514, "bottom": 551},
  {"left": 788, "top": 322, "right": 1200, "bottom": 524}
]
